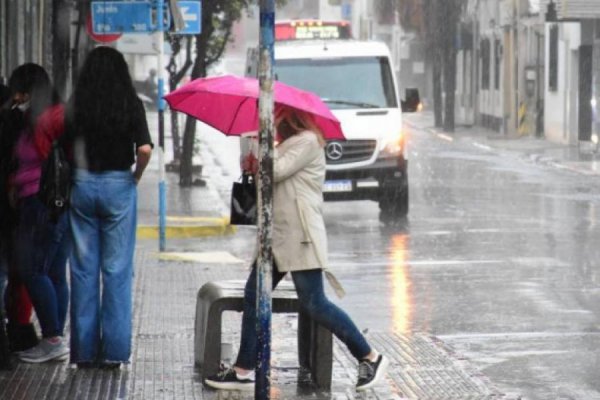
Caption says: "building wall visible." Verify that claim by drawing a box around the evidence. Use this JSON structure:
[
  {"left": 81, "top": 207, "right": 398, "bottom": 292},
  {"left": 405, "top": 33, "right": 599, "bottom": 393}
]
[
  {"left": 477, "top": 0, "right": 504, "bottom": 131},
  {"left": 398, "top": 39, "right": 426, "bottom": 103},
  {"left": 544, "top": 23, "right": 581, "bottom": 144},
  {"left": 592, "top": 20, "right": 600, "bottom": 139},
  {"left": 0, "top": 0, "right": 53, "bottom": 81}
]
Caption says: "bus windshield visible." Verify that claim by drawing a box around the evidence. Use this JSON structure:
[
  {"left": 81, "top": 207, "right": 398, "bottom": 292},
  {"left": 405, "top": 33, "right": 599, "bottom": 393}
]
[{"left": 275, "top": 57, "right": 397, "bottom": 110}]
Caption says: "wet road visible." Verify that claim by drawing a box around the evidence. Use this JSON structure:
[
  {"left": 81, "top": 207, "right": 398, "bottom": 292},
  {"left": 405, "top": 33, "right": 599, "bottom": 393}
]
[
  {"left": 323, "top": 127, "right": 600, "bottom": 400},
  {"left": 200, "top": 119, "right": 600, "bottom": 399}
]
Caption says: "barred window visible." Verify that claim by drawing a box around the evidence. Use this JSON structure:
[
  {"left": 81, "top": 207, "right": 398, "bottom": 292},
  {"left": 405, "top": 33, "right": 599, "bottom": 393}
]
[
  {"left": 481, "top": 39, "right": 490, "bottom": 90},
  {"left": 549, "top": 24, "right": 558, "bottom": 91},
  {"left": 494, "top": 40, "right": 501, "bottom": 90}
]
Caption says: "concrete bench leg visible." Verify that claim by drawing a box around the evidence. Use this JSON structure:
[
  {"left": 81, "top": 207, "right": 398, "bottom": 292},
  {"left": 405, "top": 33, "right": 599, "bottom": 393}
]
[
  {"left": 298, "top": 310, "right": 333, "bottom": 389},
  {"left": 195, "top": 280, "right": 332, "bottom": 388},
  {"left": 194, "top": 292, "right": 209, "bottom": 367},
  {"left": 201, "top": 304, "right": 225, "bottom": 380}
]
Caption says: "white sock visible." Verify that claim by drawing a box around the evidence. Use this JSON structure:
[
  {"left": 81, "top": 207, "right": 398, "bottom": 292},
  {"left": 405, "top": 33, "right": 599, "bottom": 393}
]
[
  {"left": 368, "top": 350, "right": 380, "bottom": 362},
  {"left": 236, "top": 370, "right": 255, "bottom": 380}
]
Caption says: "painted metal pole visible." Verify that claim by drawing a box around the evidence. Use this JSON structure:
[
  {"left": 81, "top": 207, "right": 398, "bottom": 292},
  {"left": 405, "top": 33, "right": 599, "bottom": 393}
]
[
  {"left": 156, "top": 0, "right": 167, "bottom": 251},
  {"left": 256, "top": 0, "right": 275, "bottom": 398}
]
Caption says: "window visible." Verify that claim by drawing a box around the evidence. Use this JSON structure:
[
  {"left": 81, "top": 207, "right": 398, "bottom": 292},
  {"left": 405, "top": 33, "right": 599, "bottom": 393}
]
[
  {"left": 494, "top": 40, "right": 501, "bottom": 90},
  {"left": 275, "top": 57, "right": 398, "bottom": 109},
  {"left": 481, "top": 39, "right": 490, "bottom": 90},
  {"left": 549, "top": 24, "right": 558, "bottom": 91}
]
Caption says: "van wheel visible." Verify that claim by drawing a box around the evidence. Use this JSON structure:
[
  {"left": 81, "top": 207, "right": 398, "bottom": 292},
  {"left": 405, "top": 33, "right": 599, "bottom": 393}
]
[{"left": 379, "top": 186, "right": 409, "bottom": 222}]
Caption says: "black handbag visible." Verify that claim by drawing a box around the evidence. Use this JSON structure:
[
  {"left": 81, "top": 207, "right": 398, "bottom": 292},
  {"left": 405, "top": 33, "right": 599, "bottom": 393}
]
[
  {"left": 38, "top": 139, "right": 71, "bottom": 222},
  {"left": 230, "top": 174, "right": 257, "bottom": 225}
]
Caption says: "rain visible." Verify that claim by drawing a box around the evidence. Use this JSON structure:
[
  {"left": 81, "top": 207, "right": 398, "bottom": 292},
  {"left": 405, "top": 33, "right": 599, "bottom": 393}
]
[{"left": 2, "top": 0, "right": 600, "bottom": 399}]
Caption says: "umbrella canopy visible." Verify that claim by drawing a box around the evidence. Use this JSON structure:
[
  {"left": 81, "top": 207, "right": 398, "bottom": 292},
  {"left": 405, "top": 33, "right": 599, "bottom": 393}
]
[{"left": 164, "top": 74, "right": 345, "bottom": 140}]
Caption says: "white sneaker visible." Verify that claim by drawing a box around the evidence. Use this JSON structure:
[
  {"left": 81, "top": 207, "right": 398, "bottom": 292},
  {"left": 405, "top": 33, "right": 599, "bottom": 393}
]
[{"left": 18, "top": 338, "right": 69, "bottom": 363}]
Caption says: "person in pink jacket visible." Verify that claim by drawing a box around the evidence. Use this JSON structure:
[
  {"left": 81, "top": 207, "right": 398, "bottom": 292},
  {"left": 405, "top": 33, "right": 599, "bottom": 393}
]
[{"left": 7, "top": 64, "right": 71, "bottom": 364}]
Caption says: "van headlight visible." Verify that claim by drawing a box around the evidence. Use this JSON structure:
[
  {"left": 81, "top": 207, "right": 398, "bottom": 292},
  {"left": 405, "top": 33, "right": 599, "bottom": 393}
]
[{"left": 381, "top": 130, "right": 405, "bottom": 155}]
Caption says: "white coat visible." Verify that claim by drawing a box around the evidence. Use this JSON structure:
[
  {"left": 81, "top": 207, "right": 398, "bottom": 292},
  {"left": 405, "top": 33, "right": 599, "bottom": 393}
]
[{"left": 271, "top": 130, "right": 345, "bottom": 297}]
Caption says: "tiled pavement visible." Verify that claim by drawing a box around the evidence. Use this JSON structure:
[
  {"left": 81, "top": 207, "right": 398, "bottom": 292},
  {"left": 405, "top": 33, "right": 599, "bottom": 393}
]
[{"left": 0, "top": 240, "right": 517, "bottom": 399}]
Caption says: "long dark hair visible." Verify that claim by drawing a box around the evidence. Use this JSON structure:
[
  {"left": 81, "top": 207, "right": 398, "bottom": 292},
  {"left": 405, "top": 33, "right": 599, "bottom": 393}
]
[
  {"left": 8, "top": 63, "right": 60, "bottom": 129},
  {"left": 67, "top": 46, "right": 139, "bottom": 142},
  {"left": 0, "top": 83, "right": 10, "bottom": 109}
]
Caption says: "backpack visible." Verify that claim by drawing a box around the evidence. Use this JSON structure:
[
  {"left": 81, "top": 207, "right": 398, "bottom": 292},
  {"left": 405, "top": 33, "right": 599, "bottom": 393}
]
[{"left": 38, "top": 140, "right": 71, "bottom": 222}]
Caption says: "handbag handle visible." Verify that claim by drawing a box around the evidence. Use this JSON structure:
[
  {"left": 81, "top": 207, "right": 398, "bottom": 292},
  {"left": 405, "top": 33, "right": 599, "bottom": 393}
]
[{"left": 241, "top": 173, "right": 254, "bottom": 185}]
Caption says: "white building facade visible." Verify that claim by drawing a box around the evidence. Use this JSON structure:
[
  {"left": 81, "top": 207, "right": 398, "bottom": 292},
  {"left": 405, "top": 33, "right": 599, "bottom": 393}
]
[{"left": 540, "top": 0, "right": 600, "bottom": 144}]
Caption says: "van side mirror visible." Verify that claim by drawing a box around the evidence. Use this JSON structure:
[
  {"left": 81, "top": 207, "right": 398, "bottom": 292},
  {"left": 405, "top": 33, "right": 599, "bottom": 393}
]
[{"left": 401, "top": 88, "right": 421, "bottom": 113}]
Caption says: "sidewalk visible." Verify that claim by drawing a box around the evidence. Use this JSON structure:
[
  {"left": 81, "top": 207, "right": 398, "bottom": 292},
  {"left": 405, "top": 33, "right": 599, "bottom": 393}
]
[
  {"left": 0, "top": 115, "right": 520, "bottom": 400},
  {"left": 404, "top": 112, "right": 600, "bottom": 177}
]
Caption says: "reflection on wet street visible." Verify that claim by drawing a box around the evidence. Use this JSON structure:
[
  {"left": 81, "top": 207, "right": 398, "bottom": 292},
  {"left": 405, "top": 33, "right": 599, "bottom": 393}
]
[{"left": 389, "top": 234, "right": 412, "bottom": 336}]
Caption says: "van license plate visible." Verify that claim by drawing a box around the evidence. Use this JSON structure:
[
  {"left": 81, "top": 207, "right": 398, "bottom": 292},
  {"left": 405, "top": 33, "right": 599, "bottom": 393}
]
[{"left": 323, "top": 180, "right": 352, "bottom": 192}]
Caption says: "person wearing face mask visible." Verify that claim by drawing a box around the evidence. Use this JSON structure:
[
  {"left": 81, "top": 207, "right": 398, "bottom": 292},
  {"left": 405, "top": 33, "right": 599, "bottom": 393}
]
[
  {"left": 6, "top": 64, "right": 71, "bottom": 363},
  {"left": 205, "top": 107, "right": 389, "bottom": 392},
  {"left": 0, "top": 82, "right": 40, "bottom": 360}
]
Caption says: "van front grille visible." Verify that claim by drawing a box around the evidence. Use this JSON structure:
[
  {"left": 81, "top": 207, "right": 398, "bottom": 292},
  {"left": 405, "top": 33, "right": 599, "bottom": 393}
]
[{"left": 324, "top": 140, "right": 376, "bottom": 165}]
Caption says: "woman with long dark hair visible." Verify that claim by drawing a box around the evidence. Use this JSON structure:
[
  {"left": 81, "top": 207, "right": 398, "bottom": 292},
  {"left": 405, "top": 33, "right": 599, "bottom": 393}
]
[
  {"left": 66, "top": 46, "right": 152, "bottom": 369},
  {"left": 7, "top": 63, "right": 71, "bottom": 363}
]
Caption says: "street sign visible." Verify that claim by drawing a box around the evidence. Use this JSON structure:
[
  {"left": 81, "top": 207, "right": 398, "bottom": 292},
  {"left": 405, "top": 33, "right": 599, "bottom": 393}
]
[
  {"left": 176, "top": 1, "right": 202, "bottom": 35},
  {"left": 91, "top": 1, "right": 170, "bottom": 34},
  {"left": 341, "top": 3, "right": 352, "bottom": 20},
  {"left": 86, "top": 12, "right": 122, "bottom": 43}
]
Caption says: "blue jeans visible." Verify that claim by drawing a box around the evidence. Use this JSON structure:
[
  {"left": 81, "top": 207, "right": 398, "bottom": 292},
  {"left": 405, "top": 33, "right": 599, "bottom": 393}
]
[
  {"left": 69, "top": 169, "right": 137, "bottom": 363},
  {"left": 235, "top": 263, "right": 371, "bottom": 369},
  {"left": 15, "top": 196, "right": 70, "bottom": 338}
]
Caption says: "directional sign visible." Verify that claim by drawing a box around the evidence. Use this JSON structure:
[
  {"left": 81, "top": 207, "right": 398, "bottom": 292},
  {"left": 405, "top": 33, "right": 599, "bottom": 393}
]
[
  {"left": 91, "top": 1, "right": 170, "bottom": 34},
  {"left": 176, "top": 1, "right": 201, "bottom": 35}
]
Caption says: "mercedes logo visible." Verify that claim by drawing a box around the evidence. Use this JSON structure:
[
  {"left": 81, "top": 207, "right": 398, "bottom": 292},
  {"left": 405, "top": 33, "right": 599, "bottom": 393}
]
[{"left": 326, "top": 142, "right": 343, "bottom": 161}]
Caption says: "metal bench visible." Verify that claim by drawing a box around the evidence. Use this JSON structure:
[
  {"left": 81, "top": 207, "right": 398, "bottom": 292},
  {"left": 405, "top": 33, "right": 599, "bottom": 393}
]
[{"left": 194, "top": 279, "right": 333, "bottom": 389}]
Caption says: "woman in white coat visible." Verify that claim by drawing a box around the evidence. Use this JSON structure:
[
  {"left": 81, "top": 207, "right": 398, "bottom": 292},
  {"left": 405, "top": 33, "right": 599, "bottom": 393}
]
[{"left": 205, "top": 108, "right": 388, "bottom": 392}]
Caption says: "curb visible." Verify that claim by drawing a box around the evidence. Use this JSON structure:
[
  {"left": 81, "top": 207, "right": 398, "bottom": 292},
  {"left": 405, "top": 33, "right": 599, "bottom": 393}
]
[
  {"left": 136, "top": 216, "right": 236, "bottom": 239},
  {"left": 406, "top": 119, "right": 600, "bottom": 177}
]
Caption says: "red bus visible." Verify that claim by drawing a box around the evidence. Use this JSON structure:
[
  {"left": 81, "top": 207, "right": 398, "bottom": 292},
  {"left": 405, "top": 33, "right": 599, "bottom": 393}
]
[{"left": 275, "top": 19, "right": 352, "bottom": 41}]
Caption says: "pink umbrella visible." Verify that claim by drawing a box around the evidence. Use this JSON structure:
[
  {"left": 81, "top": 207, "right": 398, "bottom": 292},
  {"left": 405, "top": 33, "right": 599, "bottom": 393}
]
[{"left": 163, "top": 74, "right": 345, "bottom": 140}]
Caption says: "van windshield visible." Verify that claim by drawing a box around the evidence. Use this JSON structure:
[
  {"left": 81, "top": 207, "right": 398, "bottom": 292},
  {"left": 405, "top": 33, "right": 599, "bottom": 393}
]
[{"left": 275, "top": 56, "right": 397, "bottom": 109}]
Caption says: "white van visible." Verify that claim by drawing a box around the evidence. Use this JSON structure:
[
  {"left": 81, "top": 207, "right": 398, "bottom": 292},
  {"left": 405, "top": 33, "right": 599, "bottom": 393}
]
[{"left": 246, "top": 33, "right": 419, "bottom": 220}]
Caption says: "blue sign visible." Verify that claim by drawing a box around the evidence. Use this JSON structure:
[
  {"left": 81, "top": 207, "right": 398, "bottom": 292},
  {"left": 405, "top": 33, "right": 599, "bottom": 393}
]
[
  {"left": 341, "top": 3, "right": 352, "bottom": 20},
  {"left": 91, "top": 1, "right": 170, "bottom": 34},
  {"left": 177, "top": 1, "right": 202, "bottom": 35}
]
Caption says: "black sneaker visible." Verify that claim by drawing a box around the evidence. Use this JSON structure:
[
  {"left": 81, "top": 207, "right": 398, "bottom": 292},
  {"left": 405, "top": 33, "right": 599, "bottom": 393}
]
[
  {"left": 356, "top": 354, "right": 389, "bottom": 391},
  {"left": 100, "top": 362, "right": 121, "bottom": 370},
  {"left": 204, "top": 368, "right": 254, "bottom": 391}
]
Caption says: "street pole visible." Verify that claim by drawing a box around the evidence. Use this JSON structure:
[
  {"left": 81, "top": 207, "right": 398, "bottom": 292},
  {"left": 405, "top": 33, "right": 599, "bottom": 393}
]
[
  {"left": 256, "top": 0, "right": 275, "bottom": 398},
  {"left": 156, "top": 0, "right": 167, "bottom": 252}
]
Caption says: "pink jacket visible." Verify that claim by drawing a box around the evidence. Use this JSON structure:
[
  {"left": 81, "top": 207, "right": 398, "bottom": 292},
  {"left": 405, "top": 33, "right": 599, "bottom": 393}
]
[{"left": 11, "top": 104, "right": 65, "bottom": 199}]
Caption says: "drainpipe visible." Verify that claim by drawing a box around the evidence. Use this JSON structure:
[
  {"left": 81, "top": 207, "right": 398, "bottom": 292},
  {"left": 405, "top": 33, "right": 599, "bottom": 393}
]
[{"left": 39, "top": 0, "right": 44, "bottom": 63}]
